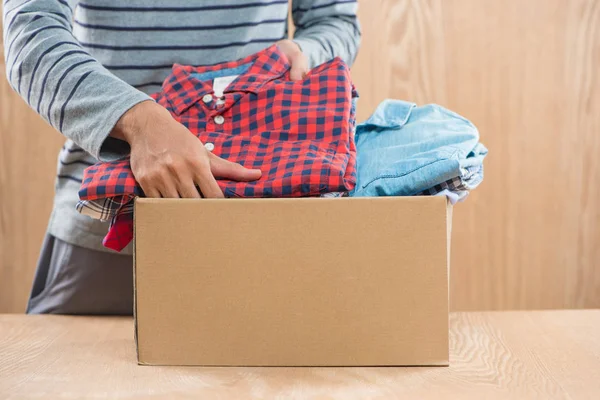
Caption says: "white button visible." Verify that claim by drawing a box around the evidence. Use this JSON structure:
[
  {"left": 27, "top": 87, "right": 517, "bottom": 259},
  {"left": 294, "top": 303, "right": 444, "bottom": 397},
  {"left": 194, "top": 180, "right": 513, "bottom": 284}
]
[
  {"left": 214, "top": 115, "right": 225, "bottom": 125},
  {"left": 202, "top": 94, "right": 213, "bottom": 103},
  {"left": 216, "top": 98, "right": 225, "bottom": 106},
  {"left": 204, "top": 142, "right": 215, "bottom": 152}
]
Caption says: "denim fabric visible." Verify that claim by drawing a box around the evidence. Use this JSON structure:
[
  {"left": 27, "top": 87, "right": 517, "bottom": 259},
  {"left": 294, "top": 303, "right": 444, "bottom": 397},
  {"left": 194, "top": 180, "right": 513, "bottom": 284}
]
[{"left": 351, "top": 99, "right": 487, "bottom": 197}]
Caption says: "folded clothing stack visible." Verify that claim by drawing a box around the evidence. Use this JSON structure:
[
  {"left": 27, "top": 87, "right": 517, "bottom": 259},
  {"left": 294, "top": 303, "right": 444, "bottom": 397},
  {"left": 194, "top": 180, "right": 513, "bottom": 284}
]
[
  {"left": 76, "top": 48, "right": 487, "bottom": 253},
  {"left": 77, "top": 45, "right": 358, "bottom": 252},
  {"left": 350, "top": 99, "right": 487, "bottom": 202}
]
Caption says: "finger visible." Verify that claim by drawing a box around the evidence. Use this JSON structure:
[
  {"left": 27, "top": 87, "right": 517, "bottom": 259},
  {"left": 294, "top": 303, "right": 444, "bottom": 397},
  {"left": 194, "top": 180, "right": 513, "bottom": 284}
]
[
  {"left": 195, "top": 171, "right": 223, "bottom": 198},
  {"left": 142, "top": 184, "right": 161, "bottom": 198},
  {"left": 139, "top": 179, "right": 161, "bottom": 198},
  {"left": 177, "top": 176, "right": 201, "bottom": 199},
  {"left": 194, "top": 162, "right": 224, "bottom": 198},
  {"left": 289, "top": 53, "right": 309, "bottom": 80},
  {"left": 158, "top": 179, "right": 180, "bottom": 199},
  {"left": 210, "top": 154, "right": 262, "bottom": 181}
]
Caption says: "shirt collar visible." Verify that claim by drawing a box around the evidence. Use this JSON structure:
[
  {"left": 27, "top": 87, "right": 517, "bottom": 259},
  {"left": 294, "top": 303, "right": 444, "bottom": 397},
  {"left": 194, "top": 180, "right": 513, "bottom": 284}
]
[{"left": 162, "top": 44, "right": 291, "bottom": 115}]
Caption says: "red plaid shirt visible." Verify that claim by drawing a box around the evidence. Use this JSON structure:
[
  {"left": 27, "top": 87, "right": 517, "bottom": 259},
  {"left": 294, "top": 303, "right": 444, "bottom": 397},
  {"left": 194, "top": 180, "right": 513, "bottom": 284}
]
[{"left": 79, "top": 44, "right": 358, "bottom": 251}]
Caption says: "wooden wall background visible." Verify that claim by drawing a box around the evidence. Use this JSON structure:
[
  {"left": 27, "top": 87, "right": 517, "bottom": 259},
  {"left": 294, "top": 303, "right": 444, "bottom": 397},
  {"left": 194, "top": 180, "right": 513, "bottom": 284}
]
[{"left": 1, "top": 0, "right": 599, "bottom": 313}]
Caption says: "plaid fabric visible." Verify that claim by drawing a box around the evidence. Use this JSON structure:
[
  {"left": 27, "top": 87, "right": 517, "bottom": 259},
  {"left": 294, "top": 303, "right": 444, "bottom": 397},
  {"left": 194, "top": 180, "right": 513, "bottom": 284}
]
[
  {"left": 417, "top": 176, "right": 469, "bottom": 197},
  {"left": 78, "top": 44, "right": 358, "bottom": 251},
  {"left": 417, "top": 163, "right": 484, "bottom": 197},
  {"left": 76, "top": 197, "right": 132, "bottom": 222},
  {"left": 103, "top": 210, "right": 134, "bottom": 252}
]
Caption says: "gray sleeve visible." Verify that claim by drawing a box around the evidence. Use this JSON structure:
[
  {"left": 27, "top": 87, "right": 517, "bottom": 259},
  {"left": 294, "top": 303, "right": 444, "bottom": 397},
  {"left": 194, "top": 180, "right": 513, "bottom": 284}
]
[
  {"left": 291, "top": 0, "right": 361, "bottom": 68},
  {"left": 2, "top": 0, "right": 152, "bottom": 161}
]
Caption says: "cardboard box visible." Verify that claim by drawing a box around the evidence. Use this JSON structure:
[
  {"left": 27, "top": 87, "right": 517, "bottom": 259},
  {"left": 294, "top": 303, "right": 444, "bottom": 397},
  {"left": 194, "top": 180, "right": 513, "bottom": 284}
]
[{"left": 134, "top": 196, "right": 451, "bottom": 366}]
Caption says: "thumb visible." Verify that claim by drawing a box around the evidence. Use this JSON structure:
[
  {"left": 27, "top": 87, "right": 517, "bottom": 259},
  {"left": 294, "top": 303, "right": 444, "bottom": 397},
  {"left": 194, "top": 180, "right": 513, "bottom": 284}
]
[
  {"left": 289, "top": 53, "right": 309, "bottom": 81},
  {"left": 210, "top": 154, "right": 262, "bottom": 181}
]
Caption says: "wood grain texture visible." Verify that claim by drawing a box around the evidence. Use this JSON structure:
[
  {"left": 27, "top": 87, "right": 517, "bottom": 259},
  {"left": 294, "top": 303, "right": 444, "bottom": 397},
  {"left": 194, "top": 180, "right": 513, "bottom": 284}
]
[
  {"left": 1, "top": 0, "right": 600, "bottom": 312},
  {"left": 352, "top": 0, "right": 600, "bottom": 310},
  {"left": 1, "top": 311, "right": 599, "bottom": 399},
  {"left": 443, "top": 0, "right": 600, "bottom": 309}
]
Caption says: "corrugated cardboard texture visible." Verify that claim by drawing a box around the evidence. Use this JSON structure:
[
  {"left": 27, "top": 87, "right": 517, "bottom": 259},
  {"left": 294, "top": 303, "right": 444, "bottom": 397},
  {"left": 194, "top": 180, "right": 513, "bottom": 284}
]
[{"left": 135, "top": 197, "right": 450, "bottom": 366}]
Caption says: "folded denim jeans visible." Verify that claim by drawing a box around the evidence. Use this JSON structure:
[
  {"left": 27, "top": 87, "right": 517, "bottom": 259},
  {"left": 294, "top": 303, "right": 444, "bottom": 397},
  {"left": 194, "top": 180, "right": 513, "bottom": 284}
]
[{"left": 350, "top": 99, "right": 487, "bottom": 197}]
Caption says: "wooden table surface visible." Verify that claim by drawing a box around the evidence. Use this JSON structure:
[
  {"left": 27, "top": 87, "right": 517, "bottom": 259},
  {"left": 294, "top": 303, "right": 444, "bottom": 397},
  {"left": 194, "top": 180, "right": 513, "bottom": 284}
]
[{"left": 1, "top": 311, "right": 599, "bottom": 399}]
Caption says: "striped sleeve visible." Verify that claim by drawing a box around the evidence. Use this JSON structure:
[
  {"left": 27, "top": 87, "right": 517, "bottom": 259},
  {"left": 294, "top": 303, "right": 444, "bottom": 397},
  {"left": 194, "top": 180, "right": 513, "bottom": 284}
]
[
  {"left": 2, "top": 0, "right": 151, "bottom": 161},
  {"left": 291, "top": 0, "right": 360, "bottom": 68}
]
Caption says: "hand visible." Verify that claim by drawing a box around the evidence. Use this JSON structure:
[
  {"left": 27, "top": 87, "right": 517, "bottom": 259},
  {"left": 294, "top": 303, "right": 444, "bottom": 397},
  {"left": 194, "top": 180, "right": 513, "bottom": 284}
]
[
  {"left": 276, "top": 39, "right": 309, "bottom": 80},
  {"left": 111, "top": 101, "right": 262, "bottom": 198}
]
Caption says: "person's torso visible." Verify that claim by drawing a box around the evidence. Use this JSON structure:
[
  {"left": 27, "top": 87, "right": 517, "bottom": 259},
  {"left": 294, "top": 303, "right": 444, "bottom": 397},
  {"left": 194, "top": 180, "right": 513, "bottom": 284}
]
[
  {"left": 72, "top": 0, "right": 289, "bottom": 94},
  {"left": 53, "top": 0, "right": 290, "bottom": 252}
]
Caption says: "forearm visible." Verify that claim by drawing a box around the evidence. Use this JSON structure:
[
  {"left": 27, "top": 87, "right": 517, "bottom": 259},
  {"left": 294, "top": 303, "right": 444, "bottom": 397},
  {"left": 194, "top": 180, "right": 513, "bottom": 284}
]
[
  {"left": 2, "top": 0, "right": 151, "bottom": 161},
  {"left": 291, "top": 0, "right": 361, "bottom": 68}
]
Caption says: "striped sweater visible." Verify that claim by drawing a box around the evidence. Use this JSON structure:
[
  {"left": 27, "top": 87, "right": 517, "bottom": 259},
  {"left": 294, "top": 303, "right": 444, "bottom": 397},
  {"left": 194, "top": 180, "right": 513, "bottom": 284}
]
[{"left": 2, "top": 0, "right": 360, "bottom": 254}]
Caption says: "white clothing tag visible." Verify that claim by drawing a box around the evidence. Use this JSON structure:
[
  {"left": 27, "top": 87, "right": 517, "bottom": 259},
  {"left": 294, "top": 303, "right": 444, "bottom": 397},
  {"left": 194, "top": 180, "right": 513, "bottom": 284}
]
[{"left": 213, "top": 75, "right": 239, "bottom": 97}]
